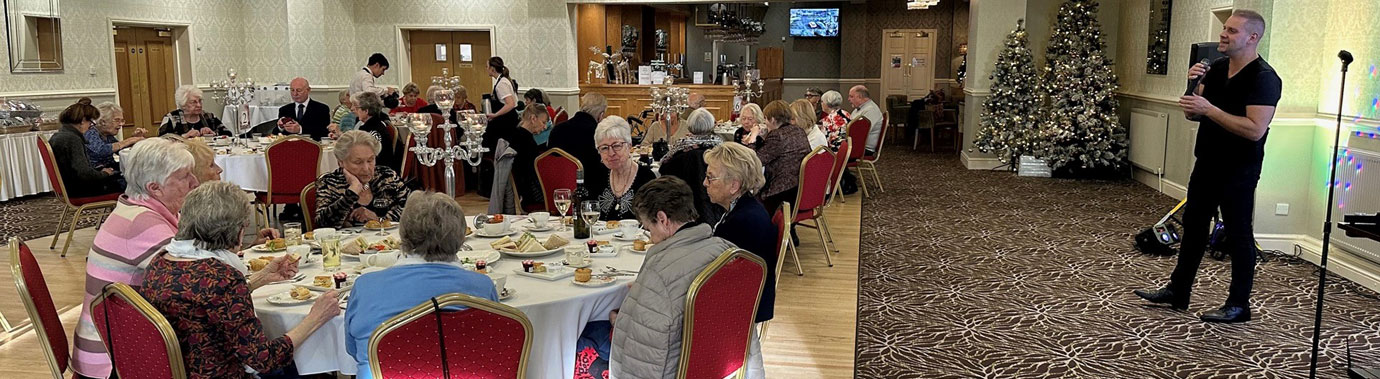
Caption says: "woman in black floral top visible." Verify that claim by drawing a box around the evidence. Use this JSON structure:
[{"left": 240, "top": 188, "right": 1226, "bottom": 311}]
[
  {"left": 591, "top": 116, "right": 656, "bottom": 221},
  {"left": 316, "top": 130, "right": 412, "bottom": 228},
  {"left": 158, "top": 85, "right": 230, "bottom": 138},
  {"left": 140, "top": 181, "right": 339, "bottom": 379}
]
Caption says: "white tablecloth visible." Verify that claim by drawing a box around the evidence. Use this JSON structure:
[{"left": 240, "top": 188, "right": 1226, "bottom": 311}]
[
  {"left": 247, "top": 218, "right": 641, "bottom": 378},
  {"left": 0, "top": 131, "right": 56, "bottom": 201},
  {"left": 214, "top": 147, "right": 338, "bottom": 192},
  {"left": 221, "top": 105, "right": 281, "bottom": 132}
]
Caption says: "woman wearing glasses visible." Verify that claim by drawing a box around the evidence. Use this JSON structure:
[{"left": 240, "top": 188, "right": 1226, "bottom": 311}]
[{"left": 592, "top": 116, "right": 656, "bottom": 221}]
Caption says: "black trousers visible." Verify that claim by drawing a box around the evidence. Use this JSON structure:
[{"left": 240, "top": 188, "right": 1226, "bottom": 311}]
[{"left": 1168, "top": 161, "right": 1260, "bottom": 307}]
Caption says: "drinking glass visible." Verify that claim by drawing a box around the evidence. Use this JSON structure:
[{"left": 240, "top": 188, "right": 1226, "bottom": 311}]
[
  {"left": 581, "top": 201, "right": 601, "bottom": 231},
  {"left": 321, "top": 233, "right": 341, "bottom": 269},
  {"left": 553, "top": 189, "right": 573, "bottom": 231},
  {"left": 282, "top": 222, "right": 302, "bottom": 246}
]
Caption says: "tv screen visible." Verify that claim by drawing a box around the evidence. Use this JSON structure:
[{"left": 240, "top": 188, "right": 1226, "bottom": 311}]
[{"left": 790, "top": 8, "right": 839, "bottom": 37}]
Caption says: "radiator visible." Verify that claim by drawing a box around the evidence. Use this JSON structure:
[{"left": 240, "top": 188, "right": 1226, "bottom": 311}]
[
  {"left": 1129, "top": 108, "right": 1169, "bottom": 175},
  {"left": 1333, "top": 146, "right": 1380, "bottom": 266}
]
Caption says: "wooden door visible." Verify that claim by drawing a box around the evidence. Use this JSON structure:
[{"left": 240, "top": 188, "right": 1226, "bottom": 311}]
[
  {"left": 880, "top": 31, "right": 909, "bottom": 100},
  {"left": 879, "top": 29, "right": 937, "bottom": 100},
  {"left": 113, "top": 26, "right": 177, "bottom": 136},
  {"left": 408, "top": 30, "right": 491, "bottom": 104}
]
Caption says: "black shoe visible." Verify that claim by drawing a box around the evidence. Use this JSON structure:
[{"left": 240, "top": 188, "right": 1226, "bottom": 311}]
[
  {"left": 1133, "top": 287, "right": 1189, "bottom": 310},
  {"left": 1200, "top": 305, "right": 1251, "bottom": 323}
]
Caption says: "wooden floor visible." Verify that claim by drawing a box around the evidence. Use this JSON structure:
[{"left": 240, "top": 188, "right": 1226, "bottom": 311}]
[{"left": 0, "top": 193, "right": 862, "bottom": 378}]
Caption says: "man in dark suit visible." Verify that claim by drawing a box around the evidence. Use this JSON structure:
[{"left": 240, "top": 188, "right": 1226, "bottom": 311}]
[
  {"left": 549, "top": 92, "right": 609, "bottom": 189},
  {"left": 276, "top": 77, "right": 332, "bottom": 140}
]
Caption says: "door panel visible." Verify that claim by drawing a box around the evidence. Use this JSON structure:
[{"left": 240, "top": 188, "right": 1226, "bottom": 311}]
[
  {"left": 453, "top": 31, "right": 491, "bottom": 101},
  {"left": 880, "top": 31, "right": 909, "bottom": 99},
  {"left": 113, "top": 26, "right": 178, "bottom": 136},
  {"left": 146, "top": 38, "right": 176, "bottom": 127},
  {"left": 407, "top": 30, "right": 491, "bottom": 105},
  {"left": 113, "top": 36, "right": 135, "bottom": 130},
  {"left": 408, "top": 30, "right": 452, "bottom": 90}
]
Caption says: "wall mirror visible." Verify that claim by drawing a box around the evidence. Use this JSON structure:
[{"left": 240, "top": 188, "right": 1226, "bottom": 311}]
[
  {"left": 4, "top": 0, "right": 64, "bottom": 73},
  {"left": 1145, "top": 0, "right": 1171, "bottom": 75}
]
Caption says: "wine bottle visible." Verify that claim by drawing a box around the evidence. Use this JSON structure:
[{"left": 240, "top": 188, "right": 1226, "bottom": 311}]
[{"left": 573, "top": 170, "right": 590, "bottom": 239}]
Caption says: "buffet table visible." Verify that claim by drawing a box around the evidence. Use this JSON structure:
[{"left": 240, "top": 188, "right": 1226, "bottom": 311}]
[
  {"left": 0, "top": 131, "right": 56, "bottom": 201},
  {"left": 246, "top": 217, "right": 643, "bottom": 378}
]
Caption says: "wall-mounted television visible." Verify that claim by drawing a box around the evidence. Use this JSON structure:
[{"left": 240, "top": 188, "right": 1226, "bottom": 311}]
[{"left": 789, "top": 8, "right": 838, "bottom": 37}]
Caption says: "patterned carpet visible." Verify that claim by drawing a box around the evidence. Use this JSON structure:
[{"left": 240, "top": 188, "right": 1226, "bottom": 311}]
[
  {"left": 0, "top": 194, "right": 103, "bottom": 242},
  {"left": 854, "top": 149, "right": 1380, "bottom": 378}
]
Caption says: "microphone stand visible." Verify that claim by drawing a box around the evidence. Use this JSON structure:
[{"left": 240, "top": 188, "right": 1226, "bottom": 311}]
[{"left": 1308, "top": 50, "right": 1353, "bottom": 379}]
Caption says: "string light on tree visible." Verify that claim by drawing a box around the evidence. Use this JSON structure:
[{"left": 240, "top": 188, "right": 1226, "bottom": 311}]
[
  {"left": 974, "top": 19, "right": 1040, "bottom": 166},
  {"left": 1035, "top": 0, "right": 1128, "bottom": 174}
]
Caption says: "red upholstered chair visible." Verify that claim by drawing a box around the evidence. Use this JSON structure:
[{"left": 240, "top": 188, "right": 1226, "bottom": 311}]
[
  {"left": 369, "top": 293, "right": 534, "bottom": 379},
  {"left": 828, "top": 137, "right": 853, "bottom": 206},
  {"left": 300, "top": 181, "right": 318, "bottom": 231},
  {"left": 858, "top": 112, "right": 888, "bottom": 193},
  {"left": 36, "top": 137, "right": 119, "bottom": 256},
  {"left": 758, "top": 204, "right": 794, "bottom": 339},
  {"left": 677, "top": 248, "right": 768, "bottom": 379},
  {"left": 534, "top": 148, "right": 583, "bottom": 214},
  {"left": 844, "top": 118, "right": 874, "bottom": 197},
  {"left": 554, "top": 108, "right": 569, "bottom": 124},
  {"left": 790, "top": 147, "right": 837, "bottom": 267},
  {"left": 9, "top": 237, "right": 70, "bottom": 378},
  {"left": 91, "top": 282, "right": 187, "bottom": 379},
  {"left": 258, "top": 137, "right": 321, "bottom": 226}
]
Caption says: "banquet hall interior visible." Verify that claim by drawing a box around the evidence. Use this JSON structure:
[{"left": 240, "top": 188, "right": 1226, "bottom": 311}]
[{"left": 2, "top": 0, "right": 1380, "bottom": 378}]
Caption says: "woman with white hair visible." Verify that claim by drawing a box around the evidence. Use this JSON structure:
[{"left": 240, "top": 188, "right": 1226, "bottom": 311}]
[
  {"left": 316, "top": 130, "right": 412, "bottom": 228},
  {"left": 819, "top": 90, "right": 851, "bottom": 149},
  {"left": 592, "top": 116, "right": 656, "bottom": 221},
  {"left": 139, "top": 181, "right": 335, "bottom": 378},
  {"left": 159, "top": 84, "right": 229, "bottom": 137},
  {"left": 85, "top": 102, "right": 145, "bottom": 172},
  {"left": 658, "top": 108, "right": 723, "bottom": 223},
  {"left": 735, "top": 103, "right": 765, "bottom": 149},
  {"left": 345, "top": 191, "right": 498, "bottom": 378},
  {"left": 352, "top": 91, "right": 401, "bottom": 172}
]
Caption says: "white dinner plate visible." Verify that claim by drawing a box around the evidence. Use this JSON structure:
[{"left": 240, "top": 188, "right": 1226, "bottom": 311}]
[
  {"left": 573, "top": 275, "right": 619, "bottom": 287},
  {"left": 267, "top": 290, "right": 319, "bottom": 306},
  {"left": 625, "top": 243, "right": 652, "bottom": 254},
  {"left": 300, "top": 274, "right": 358, "bottom": 292},
  {"left": 612, "top": 232, "right": 645, "bottom": 242},
  {"left": 511, "top": 266, "right": 573, "bottom": 281},
  {"left": 523, "top": 223, "right": 556, "bottom": 232},
  {"left": 499, "top": 246, "right": 564, "bottom": 258},
  {"left": 457, "top": 250, "right": 502, "bottom": 265},
  {"left": 473, "top": 228, "right": 519, "bottom": 238},
  {"left": 499, "top": 287, "right": 516, "bottom": 301},
  {"left": 250, "top": 244, "right": 287, "bottom": 252}
]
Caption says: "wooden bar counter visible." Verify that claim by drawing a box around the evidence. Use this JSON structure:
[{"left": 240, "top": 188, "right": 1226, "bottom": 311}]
[{"left": 579, "top": 82, "right": 738, "bottom": 121}]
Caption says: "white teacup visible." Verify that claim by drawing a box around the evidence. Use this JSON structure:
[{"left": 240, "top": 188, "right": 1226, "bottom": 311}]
[
  {"left": 364, "top": 251, "right": 399, "bottom": 267},
  {"left": 564, "top": 246, "right": 591, "bottom": 266},
  {"left": 529, "top": 212, "right": 550, "bottom": 225},
  {"left": 286, "top": 245, "right": 312, "bottom": 261},
  {"left": 488, "top": 273, "right": 507, "bottom": 293},
  {"left": 619, "top": 219, "right": 641, "bottom": 238},
  {"left": 481, "top": 220, "right": 509, "bottom": 235}
]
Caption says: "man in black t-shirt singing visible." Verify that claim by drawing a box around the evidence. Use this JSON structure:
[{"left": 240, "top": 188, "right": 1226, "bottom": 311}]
[{"left": 1135, "top": 9, "right": 1282, "bottom": 323}]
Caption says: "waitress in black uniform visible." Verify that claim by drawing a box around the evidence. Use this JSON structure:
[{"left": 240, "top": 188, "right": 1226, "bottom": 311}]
[{"left": 479, "top": 56, "right": 521, "bottom": 194}]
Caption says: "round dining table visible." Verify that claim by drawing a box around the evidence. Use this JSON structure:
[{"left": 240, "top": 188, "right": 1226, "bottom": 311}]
[
  {"left": 213, "top": 144, "right": 338, "bottom": 192},
  {"left": 245, "top": 216, "right": 643, "bottom": 378}
]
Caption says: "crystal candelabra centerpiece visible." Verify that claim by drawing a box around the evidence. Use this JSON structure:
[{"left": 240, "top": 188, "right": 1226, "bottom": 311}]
[
  {"left": 408, "top": 86, "right": 487, "bottom": 198},
  {"left": 209, "top": 68, "right": 256, "bottom": 141},
  {"left": 733, "top": 70, "right": 766, "bottom": 104},
  {"left": 649, "top": 86, "right": 690, "bottom": 131}
]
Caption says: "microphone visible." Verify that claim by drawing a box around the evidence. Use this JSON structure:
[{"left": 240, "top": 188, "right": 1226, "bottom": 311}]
[
  {"left": 1184, "top": 58, "right": 1211, "bottom": 96},
  {"left": 1340, "top": 50, "right": 1354, "bottom": 72}
]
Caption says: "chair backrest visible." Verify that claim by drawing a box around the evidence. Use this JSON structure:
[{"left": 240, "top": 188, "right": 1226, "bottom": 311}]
[
  {"left": 9, "top": 237, "right": 69, "bottom": 378},
  {"left": 792, "top": 147, "right": 835, "bottom": 215},
  {"left": 678, "top": 249, "right": 768, "bottom": 379},
  {"left": 828, "top": 137, "right": 852, "bottom": 196},
  {"left": 771, "top": 203, "right": 792, "bottom": 286},
  {"left": 554, "top": 108, "right": 569, "bottom": 124},
  {"left": 264, "top": 137, "right": 322, "bottom": 203},
  {"left": 35, "top": 136, "right": 72, "bottom": 204},
  {"left": 370, "top": 293, "right": 533, "bottom": 379},
  {"left": 91, "top": 283, "right": 187, "bottom": 379},
  {"left": 301, "top": 181, "right": 319, "bottom": 231},
  {"left": 534, "top": 148, "right": 583, "bottom": 213},
  {"left": 401, "top": 134, "right": 417, "bottom": 180},
  {"left": 845, "top": 118, "right": 870, "bottom": 160},
  {"left": 870, "top": 111, "right": 889, "bottom": 160}
]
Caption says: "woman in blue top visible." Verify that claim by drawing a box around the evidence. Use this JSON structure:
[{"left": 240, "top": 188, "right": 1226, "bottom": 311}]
[{"left": 344, "top": 191, "right": 498, "bottom": 378}]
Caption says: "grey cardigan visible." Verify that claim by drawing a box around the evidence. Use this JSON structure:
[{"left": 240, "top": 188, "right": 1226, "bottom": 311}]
[{"left": 610, "top": 223, "right": 736, "bottom": 379}]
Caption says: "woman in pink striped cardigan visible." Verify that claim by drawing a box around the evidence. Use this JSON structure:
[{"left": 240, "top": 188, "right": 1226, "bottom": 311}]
[{"left": 69, "top": 139, "right": 282, "bottom": 379}]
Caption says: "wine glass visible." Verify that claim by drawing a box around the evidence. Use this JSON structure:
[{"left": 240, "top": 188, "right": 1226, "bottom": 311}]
[
  {"left": 553, "top": 189, "right": 573, "bottom": 231},
  {"left": 581, "top": 201, "right": 601, "bottom": 232}
]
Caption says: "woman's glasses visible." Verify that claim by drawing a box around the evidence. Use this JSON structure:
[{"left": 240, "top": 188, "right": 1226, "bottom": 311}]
[{"left": 597, "top": 141, "right": 630, "bottom": 154}]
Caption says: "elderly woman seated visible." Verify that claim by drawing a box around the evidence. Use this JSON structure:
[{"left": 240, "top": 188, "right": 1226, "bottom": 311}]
[
  {"left": 389, "top": 82, "right": 428, "bottom": 114},
  {"left": 506, "top": 103, "right": 552, "bottom": 211},
  {"left": 159, "top": 85, "right": 229, "bottom": 137},
  {"left": 605, "top": 176, "right": 738, "bottom": 378},
  {"left": 49, "top": 100, "right": 125, "bottom": 197},
  {"left": 316, "top": 130, "right": 412, "bottom": 228},
  {"left": 820, "top": 90, "right": 851, "bottom": 149},
  {"left": 658, "top": 108, "right": 723, "bottom": 224},
  {"left": 744, "top": 100, "right": 811, "bottom": 216},
  {"left": 85, "top": 102, "right": 145, "bottom": 172},
  {"left": 735, "top": 103, "right": 764, "bottom": 149},
  {"left": 139, "top": 181, "right": 338, "bottom": 378},
  {"left": 792, "top": 99, "right": 828, "bottom": 150},
  {"left": 704, "top": 142, "right": 776, "bottom": 376},
  {"left": 352, "top": 91, "right": 400, "bottom": 172},
  {"left": 592, "top": 116, "right": 656, "bottom": 221},
  {"left": 346, "top": 191, "right": 499, "bottom": 378}
]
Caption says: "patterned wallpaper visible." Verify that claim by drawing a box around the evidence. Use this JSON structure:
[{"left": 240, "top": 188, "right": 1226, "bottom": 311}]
[{"left": 0, "top": 0, "right": 577, "bottom": 98}]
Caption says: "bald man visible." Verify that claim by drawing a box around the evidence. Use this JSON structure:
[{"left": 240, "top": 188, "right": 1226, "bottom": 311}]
[
  {"left": 848, "top": 85, "right": 883, "bottom": 154},
  {"left": 276, "top": 77, "right": 333, "bottom": 140}
]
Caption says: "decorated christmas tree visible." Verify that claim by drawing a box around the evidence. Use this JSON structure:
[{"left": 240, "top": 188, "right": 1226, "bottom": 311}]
[
  {"left": 974, "top": 19, "right": 1041, "bottom": 166},
  {"left": 1036, "top": 0, "right": 1128, "bottom": 174}
]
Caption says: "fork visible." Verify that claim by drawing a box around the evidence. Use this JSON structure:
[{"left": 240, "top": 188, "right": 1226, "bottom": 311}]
[
  {"left": 267, "top": 272, "right": 305, "bottom": 286},
  {"left": 603, "top": 266, "right": 639, "bottom": 275}
]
